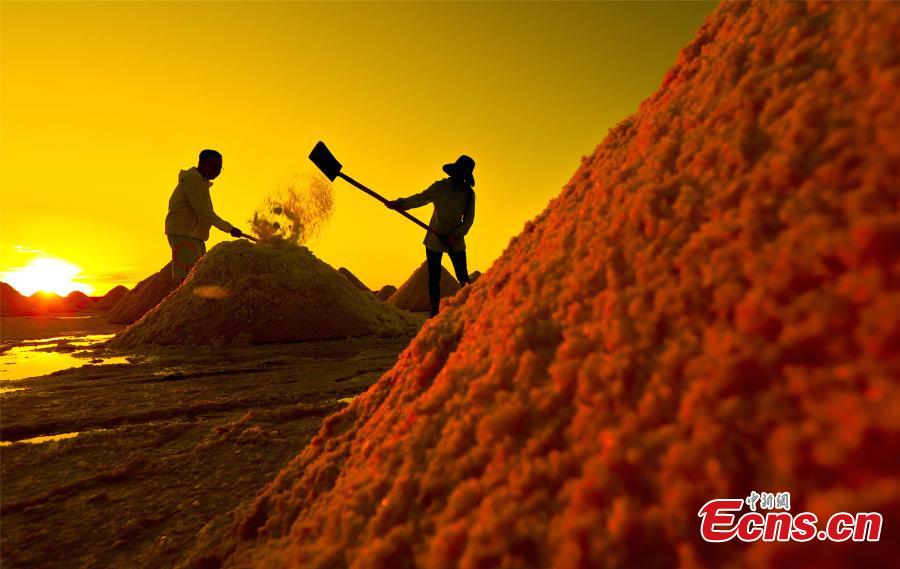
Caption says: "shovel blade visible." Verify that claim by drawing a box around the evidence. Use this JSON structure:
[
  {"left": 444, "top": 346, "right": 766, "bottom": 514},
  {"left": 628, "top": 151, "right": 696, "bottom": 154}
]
[{"left": 309, "top": 141, "right": 342, "bottom": 181}]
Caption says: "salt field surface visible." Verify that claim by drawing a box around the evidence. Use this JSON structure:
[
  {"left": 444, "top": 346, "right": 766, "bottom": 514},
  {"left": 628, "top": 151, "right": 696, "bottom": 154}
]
[{"left": 0, "top": 325, "right": 423, "bottom": 568}]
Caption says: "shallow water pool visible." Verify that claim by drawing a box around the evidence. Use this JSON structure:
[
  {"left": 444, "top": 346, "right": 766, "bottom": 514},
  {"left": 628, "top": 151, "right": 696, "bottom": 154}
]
[
  {"left": 0, "top": 432, "right": 81, "bottom": 447},
  {"left": 0, "top": 334, "right": 128, "bottom": 381}
]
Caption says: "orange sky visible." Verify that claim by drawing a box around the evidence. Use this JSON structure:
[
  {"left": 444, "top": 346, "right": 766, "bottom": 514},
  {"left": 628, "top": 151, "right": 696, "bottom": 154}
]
[{"left": 1, "top": 1, "right": 715, "bottom": 295}]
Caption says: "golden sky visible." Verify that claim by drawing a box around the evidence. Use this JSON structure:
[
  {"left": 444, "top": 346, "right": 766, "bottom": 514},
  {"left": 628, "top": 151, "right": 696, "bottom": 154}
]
[{"left": 1, "top": 1, "right": 715, "bottom": 295}]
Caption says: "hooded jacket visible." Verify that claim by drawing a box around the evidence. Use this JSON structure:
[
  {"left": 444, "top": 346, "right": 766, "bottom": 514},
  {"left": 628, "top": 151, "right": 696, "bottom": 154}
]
[
  {"left": 164, "top": 167, "right": 233, "bottom": 241},
  {"left": 397, "top": 178, "right": 475, "bottom": 253}
]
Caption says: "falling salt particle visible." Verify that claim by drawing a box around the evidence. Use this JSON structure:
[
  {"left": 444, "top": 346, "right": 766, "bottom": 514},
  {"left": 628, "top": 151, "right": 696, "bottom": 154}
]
[{"left": 249, "top": 173, "right": 334, "bottom": 244}]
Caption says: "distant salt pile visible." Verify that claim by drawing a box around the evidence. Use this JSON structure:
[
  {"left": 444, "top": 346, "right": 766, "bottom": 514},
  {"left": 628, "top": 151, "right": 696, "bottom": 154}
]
[
  {"left": 0, "top": 283, "right": 35, "bottom": 316},
  {"left": 25, "top": 291, "right": 91, "bottom": 313},
  {"left": 387, "top": 262, "right": 460, "bottom": 312},
  {"left": 469, "top": 270, "right": 482, "bottom": 283},
  {"left": 338, "top": 267, "right": 369, "bottom": 292},
  {"left": 111, "top": 240, "right": 419, "bottom": 347},
  {"left": 26, "top": 292, "right": 64, "bottom": 314},
  {"left": 375, "top": 284, "right": 397, "bottom": 301},
  {"left": 93, "top": 285, "right": 129, "bottom": 310},
  {"left": 0, "top": 284, "right": 104, "bottom": 315},
  {"left": 199, "top": 2, "right": 899, "bottom": 568},
  {"left": 107, "top": 263, "right": 179, "bottom": 324},
  {"left": 64, "top": 291, "right": 94, "bottom": 310}
]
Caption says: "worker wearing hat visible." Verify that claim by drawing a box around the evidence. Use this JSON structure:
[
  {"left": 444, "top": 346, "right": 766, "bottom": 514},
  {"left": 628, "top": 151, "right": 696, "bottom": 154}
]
[{"left": 387, "top": 155, "right": 476, "bottom": 317}]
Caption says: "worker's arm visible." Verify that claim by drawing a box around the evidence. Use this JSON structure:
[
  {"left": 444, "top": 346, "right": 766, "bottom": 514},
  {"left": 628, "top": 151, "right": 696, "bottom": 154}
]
[
  {"left": 394, "top": 182, "right": 439, "bottom": 210},
  {"left": 182, "top": 177, "right": 234, "bottom": 233}
]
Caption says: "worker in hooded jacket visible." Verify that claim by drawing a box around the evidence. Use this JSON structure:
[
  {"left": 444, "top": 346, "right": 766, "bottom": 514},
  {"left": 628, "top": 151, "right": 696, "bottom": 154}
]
[
  {"left": 387, "top": 155, "right": 476, "bottom": 317},
  {"left": 164, "top": 149, "right": 247, "bottom": 281}
]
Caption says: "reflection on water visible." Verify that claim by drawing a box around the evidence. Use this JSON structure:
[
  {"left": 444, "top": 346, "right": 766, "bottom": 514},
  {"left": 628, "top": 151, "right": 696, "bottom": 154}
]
[
  {"left": 19, "top": 334, "right": 110, "bottom": 344},
  {"left": 0, "top": 432, "right": 80, "bottom": 447},
  {"left": 0, "top": 386, "right": 27, "bottom": 394},
  {"left": 337, "top": 396, "right": 357, "bottom": 404},
  {"left": 0, "top": 334, "right": 128, "bottom": 381}
]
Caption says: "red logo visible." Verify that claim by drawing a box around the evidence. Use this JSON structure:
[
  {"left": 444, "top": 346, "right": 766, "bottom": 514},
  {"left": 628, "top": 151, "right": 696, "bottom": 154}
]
[{"left": 698, "top": 493, "right": 882, "bottom": 543}]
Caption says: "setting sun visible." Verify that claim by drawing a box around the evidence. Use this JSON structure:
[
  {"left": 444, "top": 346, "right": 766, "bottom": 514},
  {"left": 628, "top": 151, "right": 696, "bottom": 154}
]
[{"left": 2, "top": 257, "right": 93, "bottom": 296}]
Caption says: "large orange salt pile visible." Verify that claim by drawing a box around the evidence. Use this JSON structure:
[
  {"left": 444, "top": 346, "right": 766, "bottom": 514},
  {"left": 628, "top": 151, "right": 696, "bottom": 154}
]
[
  {"left": 387, "top": 262, "right": 460, "bottom": 312},
  {"left": 198, "top": 2, "right": 899, "bottom": 567},
  {"left": 107, "top": 263, "right": 179, "bottom": 324},
  {"left": 111, "top": 241, "right": 419, "bottom": 347}
]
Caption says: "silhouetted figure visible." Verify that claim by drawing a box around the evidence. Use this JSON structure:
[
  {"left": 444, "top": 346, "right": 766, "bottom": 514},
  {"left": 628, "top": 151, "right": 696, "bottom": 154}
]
[
  {"left": 387, "top": 155, "right": 476, "bottom": 317},
  {"left": 164, "top": 149, "right": 247, "bottom": 281}
]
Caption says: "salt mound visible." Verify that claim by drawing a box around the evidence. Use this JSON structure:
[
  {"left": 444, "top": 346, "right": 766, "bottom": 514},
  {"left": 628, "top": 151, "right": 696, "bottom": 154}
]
[
  {"left": 28, "top": 292, "right": 82, "bottom": 313},
  {"left": 469, "top": 270, "right": 482, "bottom": 283},
  {"left": 93, "top": 285, "right": 129, "bottom": 310},
  {"left": 64, "top": 291, "right": 94, "bottom": 310},
  {"left": 1, "top": 285, "right": 98, "bottom": 315},
  {"left": 111, "top": 241, "right": 419, "bottom": 347},
  {"left": 338, "top": 267, "right": 370, "bottom": 292},
  {"left": 1, "top": 283, "right": 35, "bottom": 316},
  {"left": 107, "top": 263, "right": 179, "bottom": 324},
  {"left": 199, "top": 2, "right": 899, "bottom": 567},
  {"left": 387, "top": 261, "right": 460, "bottom": 312},
  {"left": 375, "top": 284, "right": 397, "bottom": 301}
]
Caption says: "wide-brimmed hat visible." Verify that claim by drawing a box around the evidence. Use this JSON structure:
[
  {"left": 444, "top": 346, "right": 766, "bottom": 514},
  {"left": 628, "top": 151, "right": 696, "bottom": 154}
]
[{"left": 442, "top": 155, "right": 475, "bottom": 187}]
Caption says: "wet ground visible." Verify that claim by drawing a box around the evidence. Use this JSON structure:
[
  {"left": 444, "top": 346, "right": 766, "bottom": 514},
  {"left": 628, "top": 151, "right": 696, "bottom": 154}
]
[
  {"left": 0, "top": 313, "right": 423, "bottom": 568},
  {"left": 0, "top": 311, "right": 124, "bottom": 342}
]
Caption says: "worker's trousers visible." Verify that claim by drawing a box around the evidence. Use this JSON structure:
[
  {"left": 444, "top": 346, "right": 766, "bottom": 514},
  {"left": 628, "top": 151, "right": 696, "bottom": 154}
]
[{"left": 425, "top": 247, "right": 470, "bottom": 317}]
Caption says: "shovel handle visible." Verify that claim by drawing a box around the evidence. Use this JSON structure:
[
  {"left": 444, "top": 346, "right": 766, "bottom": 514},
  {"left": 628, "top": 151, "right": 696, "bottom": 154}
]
[{"left": 337, "top": 172, "right": 444, "bottom": 240}]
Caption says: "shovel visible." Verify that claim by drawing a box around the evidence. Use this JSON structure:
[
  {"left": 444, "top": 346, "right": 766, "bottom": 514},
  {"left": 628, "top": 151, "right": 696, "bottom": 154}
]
[{"left": 309, "top": 141, "right": 445, "bottom": 243}]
